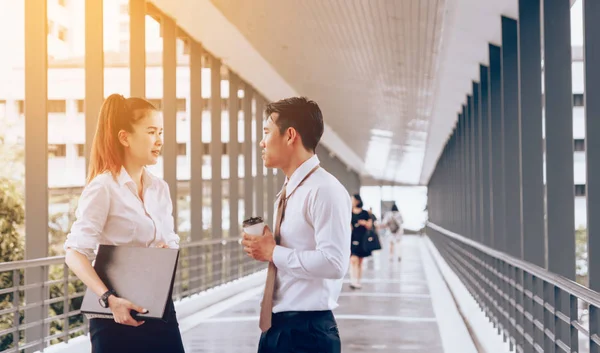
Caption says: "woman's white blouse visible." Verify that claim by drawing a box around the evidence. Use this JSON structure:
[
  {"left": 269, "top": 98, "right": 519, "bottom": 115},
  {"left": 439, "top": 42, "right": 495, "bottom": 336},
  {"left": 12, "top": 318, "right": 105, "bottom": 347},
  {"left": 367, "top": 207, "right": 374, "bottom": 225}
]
[{"left": 64, "top": 167, "right": 180, "bottom": 260}]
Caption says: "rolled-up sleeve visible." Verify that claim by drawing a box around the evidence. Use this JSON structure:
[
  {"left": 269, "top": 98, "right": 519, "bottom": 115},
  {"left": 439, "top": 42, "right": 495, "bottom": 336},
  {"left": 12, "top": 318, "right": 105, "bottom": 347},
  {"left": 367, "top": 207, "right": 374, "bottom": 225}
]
[
  {"left": 160, "top": 180, "right": 180, "bottom": 249},
  {"left": 272, "top": 186, "right": 351, "bottom": 279},
  {"left": 63, "top": 181, "right": 110, "bottom": 261}
]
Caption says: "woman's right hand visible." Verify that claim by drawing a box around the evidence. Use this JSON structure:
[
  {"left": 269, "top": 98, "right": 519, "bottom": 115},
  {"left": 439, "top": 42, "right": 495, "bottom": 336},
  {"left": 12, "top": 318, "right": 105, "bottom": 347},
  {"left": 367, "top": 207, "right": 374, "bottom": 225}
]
[{"left": 108, "top": 295, "right": 148, "bottom": 327}]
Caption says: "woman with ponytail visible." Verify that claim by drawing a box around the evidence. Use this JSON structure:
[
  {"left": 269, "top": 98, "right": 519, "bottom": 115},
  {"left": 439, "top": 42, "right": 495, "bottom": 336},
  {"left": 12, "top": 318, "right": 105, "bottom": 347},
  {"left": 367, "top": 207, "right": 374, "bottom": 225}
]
[{"left": 63, "top": 94, "right": 185, "bottom": 352}]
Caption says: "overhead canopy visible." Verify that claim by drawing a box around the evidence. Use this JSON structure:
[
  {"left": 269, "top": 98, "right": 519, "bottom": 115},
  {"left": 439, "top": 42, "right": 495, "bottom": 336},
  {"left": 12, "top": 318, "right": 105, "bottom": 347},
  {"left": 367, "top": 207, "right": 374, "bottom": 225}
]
[{"left": 151, "top": 0, "right": 523, "bottom": 185}]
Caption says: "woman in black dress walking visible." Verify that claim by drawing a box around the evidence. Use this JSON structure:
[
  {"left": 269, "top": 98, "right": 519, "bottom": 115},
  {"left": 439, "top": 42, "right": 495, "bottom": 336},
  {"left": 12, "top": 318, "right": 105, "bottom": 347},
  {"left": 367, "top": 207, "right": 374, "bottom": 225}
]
[{"left": 350, "top": 194, "right": 372, "bottom": 289}]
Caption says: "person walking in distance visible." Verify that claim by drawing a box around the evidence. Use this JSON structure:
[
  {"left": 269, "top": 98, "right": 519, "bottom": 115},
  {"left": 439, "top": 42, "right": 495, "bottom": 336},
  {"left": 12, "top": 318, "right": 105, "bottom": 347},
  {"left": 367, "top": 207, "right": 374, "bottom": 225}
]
[
  {"left": 380, "top": 203, "right": 404, "bottom": 261},
  {"left": 241, "top": 97, "right": 351, "bottom": 353},
  {"left": 349, "top": 194, "right": 373, "bottom": 289}
]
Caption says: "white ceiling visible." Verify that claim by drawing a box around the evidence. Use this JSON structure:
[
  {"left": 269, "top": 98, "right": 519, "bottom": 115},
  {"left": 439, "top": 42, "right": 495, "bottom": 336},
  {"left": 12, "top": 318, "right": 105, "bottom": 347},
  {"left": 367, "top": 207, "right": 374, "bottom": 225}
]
[{"left": 150, "top": 0, "right": 521, "bottom": 185}]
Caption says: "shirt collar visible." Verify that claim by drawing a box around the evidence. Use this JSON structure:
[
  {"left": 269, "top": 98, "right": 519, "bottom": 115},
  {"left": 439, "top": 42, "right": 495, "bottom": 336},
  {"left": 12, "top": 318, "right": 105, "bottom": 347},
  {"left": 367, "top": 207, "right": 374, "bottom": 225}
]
[
  {"left": 281, "top": 154, "right": 320, "bottom": 198},
  {"left": 117, "top": 166, "right": 158, "bottom": 189}
]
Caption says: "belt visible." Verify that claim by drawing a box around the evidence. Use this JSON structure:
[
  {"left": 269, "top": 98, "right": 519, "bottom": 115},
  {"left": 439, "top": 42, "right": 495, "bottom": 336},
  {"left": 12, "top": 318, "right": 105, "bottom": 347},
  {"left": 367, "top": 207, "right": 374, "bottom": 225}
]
[{"left": 271, "top": 310, "right": 334, "bottom": 326}]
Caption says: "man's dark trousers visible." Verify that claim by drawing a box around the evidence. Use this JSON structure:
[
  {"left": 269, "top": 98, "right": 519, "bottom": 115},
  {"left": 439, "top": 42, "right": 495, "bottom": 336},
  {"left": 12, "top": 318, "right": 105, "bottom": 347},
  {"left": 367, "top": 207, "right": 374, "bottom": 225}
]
[{"left": 257, "top": 310, "right": 341, "bottom": 353}]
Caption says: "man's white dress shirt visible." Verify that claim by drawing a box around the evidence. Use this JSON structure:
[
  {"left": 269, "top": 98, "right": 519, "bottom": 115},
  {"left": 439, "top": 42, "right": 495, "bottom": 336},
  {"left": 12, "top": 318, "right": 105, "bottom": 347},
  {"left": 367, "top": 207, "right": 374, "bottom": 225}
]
[
  {"left": 64, "top": 166, "right": 180, "bottom": 260},
  {"left": 271, "top": 155, "right": 352, "bottom": 313}
]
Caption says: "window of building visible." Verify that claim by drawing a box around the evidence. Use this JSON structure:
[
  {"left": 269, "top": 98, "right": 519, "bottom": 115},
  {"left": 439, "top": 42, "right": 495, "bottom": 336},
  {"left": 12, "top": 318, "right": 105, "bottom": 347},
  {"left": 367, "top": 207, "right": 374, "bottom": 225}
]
[
  {"left": 77, "top": 144, "right": 85, "bottom": 157},
  {"left": 58, "top": 26, "right": 68, "bottom": 42},
  {"left": 177, "top": 98, "right": 186, "bottom": 112},
  {"left": 573, "top": 93, "right": 584, "bottom": 107},
  {"left": 120, "top": 3, "right": 129, "bottom": 14},
  {"left": 48, "top": 100, "right": 66, "bottom": 113},
  {"left": 77, "top": 99, "right": 85, "bottom": 113},
  {"left": 58, "top": 0, "right": 67, "bottom": 7},
  {"left": 148, "top": 99, "right": 162, "bottom": 110},
  {"left": 47, "top": 20, "right": 54, "bottom": 35},
  {"left": 575, "top": 184, "right": 586, "bottom": 197},
  {"left": 574, "top": 139, "right": 585, "bottom": 152},
  {"left": 120, "top": 22, "right": 129, "bottom": 34},
  {"left": 119, "top": 39, "right": 129, "bottom": 54},
  {"left": 17, "top": 100, "right": 25, "bottom": 115},
  {"left": 48, "top": 144, "right": 67, "bottom": 158},
  {"left": 177, "top": 143, "right": 187, "bottom": 156}
]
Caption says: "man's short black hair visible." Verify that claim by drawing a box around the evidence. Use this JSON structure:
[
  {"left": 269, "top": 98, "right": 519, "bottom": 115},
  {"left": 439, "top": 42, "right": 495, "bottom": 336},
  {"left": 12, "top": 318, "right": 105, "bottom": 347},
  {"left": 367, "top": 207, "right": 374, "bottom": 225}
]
[{"left": 265, "top": 97, "right": 324, "bottom": 152}]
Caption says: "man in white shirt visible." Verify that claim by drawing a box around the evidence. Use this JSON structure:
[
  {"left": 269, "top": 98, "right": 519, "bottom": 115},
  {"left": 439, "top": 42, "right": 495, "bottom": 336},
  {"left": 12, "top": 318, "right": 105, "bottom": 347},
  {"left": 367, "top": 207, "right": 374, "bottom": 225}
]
[{"left": 241, "top": 97, "right": 351, "bottom": 353}]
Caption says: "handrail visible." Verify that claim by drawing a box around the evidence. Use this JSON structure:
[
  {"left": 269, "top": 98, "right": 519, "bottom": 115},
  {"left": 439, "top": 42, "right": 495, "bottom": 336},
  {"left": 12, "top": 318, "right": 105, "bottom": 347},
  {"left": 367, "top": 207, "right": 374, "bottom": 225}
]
[
  {"left": 0, "top": 237, "right": 242, "bottom": 272},
  {"left": 428, "top": 221, "right": 600, "bottom": 308},
  {"left": 0, "top": 236, "right": 262, "bottom": 353}
]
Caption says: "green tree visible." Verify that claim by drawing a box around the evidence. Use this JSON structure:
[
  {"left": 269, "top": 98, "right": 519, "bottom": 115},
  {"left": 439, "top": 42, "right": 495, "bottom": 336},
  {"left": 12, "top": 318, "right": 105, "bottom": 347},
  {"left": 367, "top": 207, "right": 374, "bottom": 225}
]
[
  {"left": 576, "top": 226, "right": 588, "bottom": 287},
  {"left": 47, "top": 211, "right": 86, "bottom": 344},
  {"left": 0, "top": 178, "right": 25, "bottom": 351}
]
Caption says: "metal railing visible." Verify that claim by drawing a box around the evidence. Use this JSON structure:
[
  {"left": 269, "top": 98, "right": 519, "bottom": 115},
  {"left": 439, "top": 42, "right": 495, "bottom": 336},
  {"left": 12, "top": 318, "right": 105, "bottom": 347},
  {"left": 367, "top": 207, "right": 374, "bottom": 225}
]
[
  {"left": 427, "top": 222, "right": 600, "bottom": 353},
  {"left": 0, "top": 237, "right": 264, "bottom": 353}
]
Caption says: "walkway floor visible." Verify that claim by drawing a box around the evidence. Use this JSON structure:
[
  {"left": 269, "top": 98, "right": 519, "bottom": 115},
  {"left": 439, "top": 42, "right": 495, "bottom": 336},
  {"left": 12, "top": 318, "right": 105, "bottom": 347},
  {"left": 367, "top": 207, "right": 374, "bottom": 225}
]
[{"left": 182, "top": 235, "right": 452, "bottom": 353}]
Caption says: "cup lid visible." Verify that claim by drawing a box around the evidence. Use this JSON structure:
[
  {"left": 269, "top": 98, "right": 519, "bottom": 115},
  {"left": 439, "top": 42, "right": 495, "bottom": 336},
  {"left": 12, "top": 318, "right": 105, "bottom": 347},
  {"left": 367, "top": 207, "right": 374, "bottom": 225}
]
[{"left": 242, "top": 216, "right": 264, "bottom": 227}]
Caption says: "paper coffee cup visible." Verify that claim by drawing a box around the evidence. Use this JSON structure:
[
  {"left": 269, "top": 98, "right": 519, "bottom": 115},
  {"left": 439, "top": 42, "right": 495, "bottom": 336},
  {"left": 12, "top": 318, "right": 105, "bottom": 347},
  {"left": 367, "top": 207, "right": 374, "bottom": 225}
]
[{"left": 242, "top": 216, "right": 265, "bottom": 236}]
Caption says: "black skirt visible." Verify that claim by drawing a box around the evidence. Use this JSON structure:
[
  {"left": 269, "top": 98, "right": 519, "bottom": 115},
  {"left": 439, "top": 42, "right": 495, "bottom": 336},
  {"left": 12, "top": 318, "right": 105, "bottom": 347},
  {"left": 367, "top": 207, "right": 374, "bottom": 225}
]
[{"left": 89, "top": 299, "right": 185, "bottom": 353}]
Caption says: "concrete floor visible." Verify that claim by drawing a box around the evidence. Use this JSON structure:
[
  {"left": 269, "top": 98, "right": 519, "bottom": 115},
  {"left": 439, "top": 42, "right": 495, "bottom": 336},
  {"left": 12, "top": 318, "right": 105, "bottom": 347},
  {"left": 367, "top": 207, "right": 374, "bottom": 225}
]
[{"left": 182, "top": 236, "right": 446, "bottom": 353}]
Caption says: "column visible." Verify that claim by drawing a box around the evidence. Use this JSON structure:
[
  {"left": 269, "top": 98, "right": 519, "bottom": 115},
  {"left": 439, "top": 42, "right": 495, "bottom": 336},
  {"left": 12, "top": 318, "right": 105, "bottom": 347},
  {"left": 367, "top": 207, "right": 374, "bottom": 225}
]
[
  {"left": 84, "top": 0, "right": 103, "bottom": 172},
  {"left": 502, "top": 16, "right": 523, "bottom": 259},
  {"left": 130, "top": 0, "right": 145, "bottom": 97},
  {"left": 267, "top": 166, "right": 274, "bottom": 227},
  {"left": 162, "top": 15, "right": 178, "bottom": 230},
  {"left": 473, "top": 82, "right": 482, "bottom": 243},
  {"left": 24, "top": 1, "right": 47, "bottom": 351},
  {"left": 243, "top": 85, "right": 254, "bottom": 219},
  {"left": 479, "top": 65, "right": 493, "bottom": 246},
  {"left": 543, "top": 0, "right": 575, "bottom": 279},
  {"left": 189, "top": 40, "right": 203, "bottom": 291},
  {"left": 543, "top": 1, "right": 576, "bottom": 349},
  {"left": 519, "top": 0, "right": 545, "bottom": 268},
  {"left": 190, "top": 40, "right": 203, "bottom": 241},
  {"left": 489, "top": 44, "right": 506, "bottom": 252},
  {"left": 229, "top": 72, "right": 240, "bottom": 236},
  {"left": 210, "top": 56, "right": 222, "bottom": 240},
  {"left": 584, "top": 0, "right": 600, "bottom": 292},
  {"left": 466, "top": 100, "right": 473, "bottom": 239},
  {"left": 458, "top": 111, "right": 468, "bottom": 236},
  {"left": 254, "top": 97, "right": 265, "bottom": 221}
]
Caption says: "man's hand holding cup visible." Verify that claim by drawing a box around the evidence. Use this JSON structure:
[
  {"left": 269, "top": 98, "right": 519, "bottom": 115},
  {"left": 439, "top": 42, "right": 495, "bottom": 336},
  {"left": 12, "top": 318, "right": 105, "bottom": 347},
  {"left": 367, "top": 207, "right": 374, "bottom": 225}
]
[{"left": 241, "top": 217, "right": 276, "bottom": 262}]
